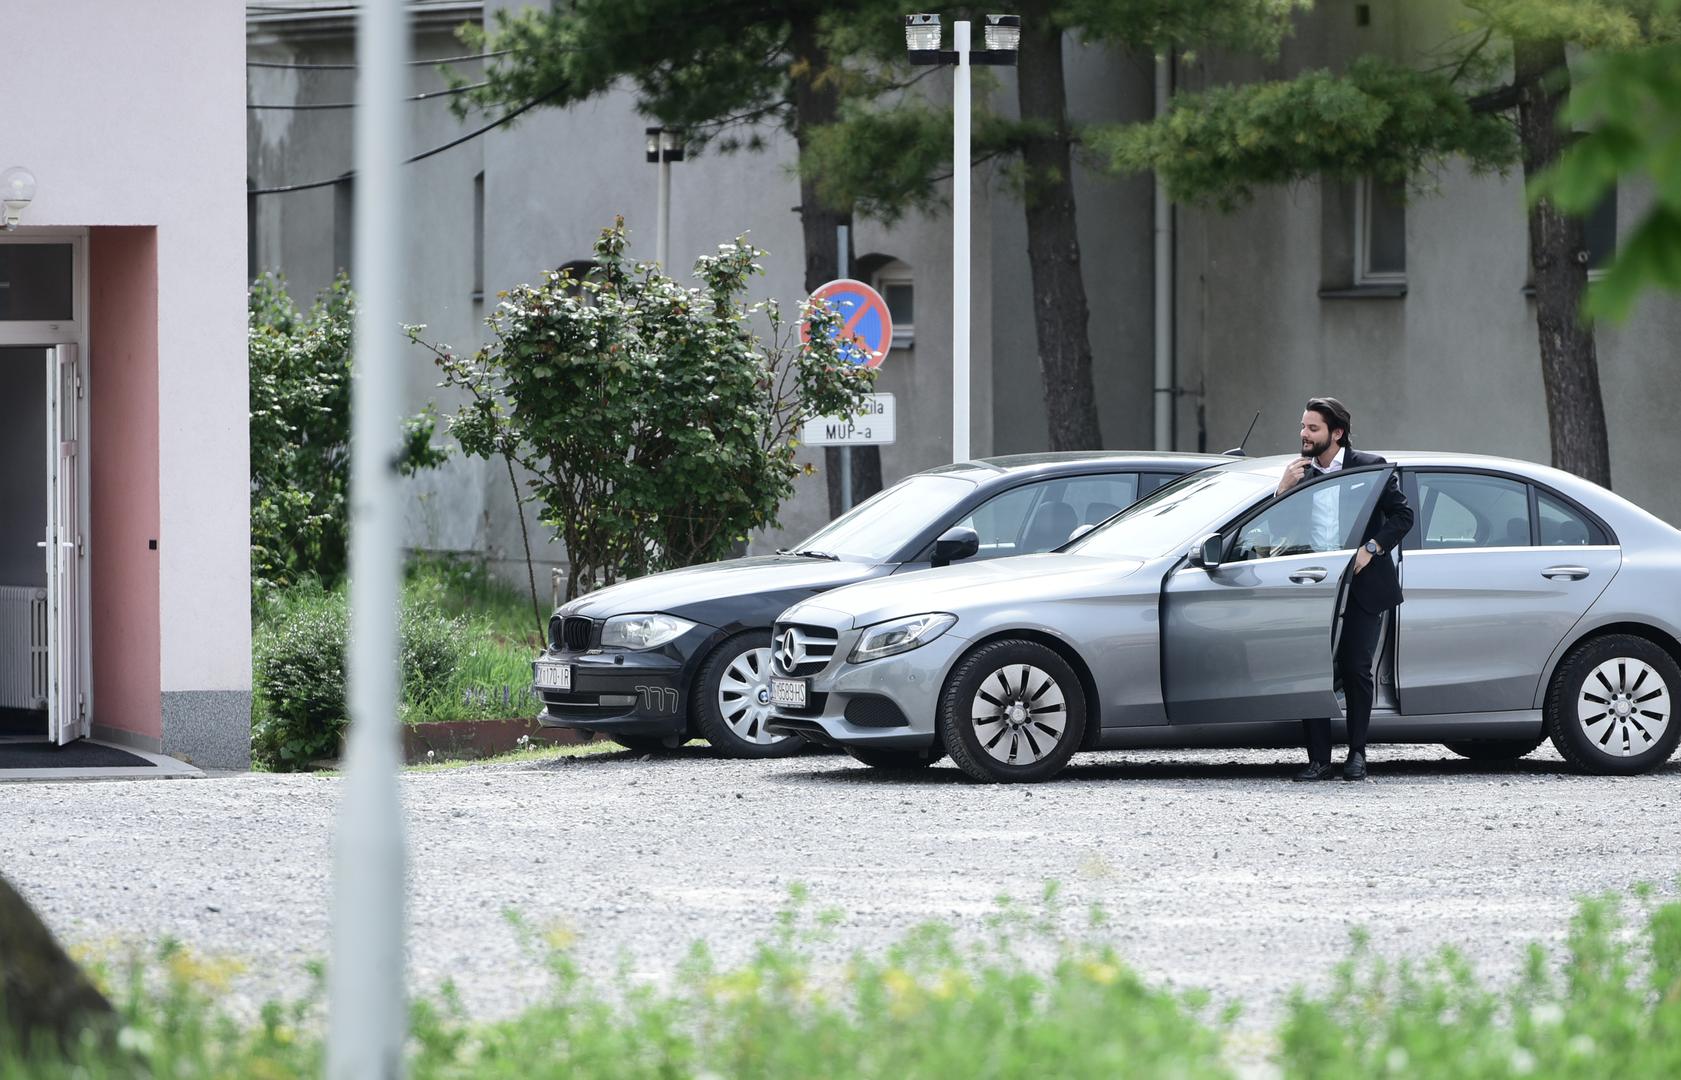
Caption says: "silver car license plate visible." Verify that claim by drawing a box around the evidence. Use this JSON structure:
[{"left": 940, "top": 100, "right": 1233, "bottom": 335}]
[
  {"left": 771, "top": 677, "right": 808, "bottom": 709},
  {"left": 534, "top": 662, "right": 572, "bottom": 691}
]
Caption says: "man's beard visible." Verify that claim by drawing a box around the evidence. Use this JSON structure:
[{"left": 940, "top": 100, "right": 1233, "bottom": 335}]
[{"left": 1302, "top": 435, "right": 1332, "bottom": 459}]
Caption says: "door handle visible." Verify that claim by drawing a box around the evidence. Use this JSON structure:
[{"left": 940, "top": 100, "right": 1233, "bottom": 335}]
[
  {"left": 1289, "top": 567, "right": 1328, "bottom": 584},
  {"left": 1543, "top": 566, "right": 1590, "bottom": 581}
]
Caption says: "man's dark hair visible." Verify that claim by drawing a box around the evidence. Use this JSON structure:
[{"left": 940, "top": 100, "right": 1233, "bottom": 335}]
[{"left": 1305, "top": 396, "right": 1352, "bottom": 448}]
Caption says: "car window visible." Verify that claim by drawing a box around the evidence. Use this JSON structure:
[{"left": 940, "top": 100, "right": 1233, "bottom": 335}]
[
  {"left": 953, "top": 474, "right": 1139, "bottom": 560},
  {"left": 1416, "top": 473, "right": 1530, "bottom": 549},
  {"left": 1228, "top": 472, "right": 1382, "bottom": 561},
  {"left": 792, "top": 474, "right": 975, "bottom": 561},
  {"left": 1537, "top": 490, "right": 1603, "bottom": 546},
  {"left": 1068, "top": 468, "right": 1275, "bottom": 560}
]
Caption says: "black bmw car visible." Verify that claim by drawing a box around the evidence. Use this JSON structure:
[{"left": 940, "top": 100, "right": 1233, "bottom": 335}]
[{"left": 532, "top": 451, "right": 1220, "bottom": 756}]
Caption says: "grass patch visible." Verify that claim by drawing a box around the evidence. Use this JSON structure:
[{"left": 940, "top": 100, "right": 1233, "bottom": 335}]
[
  {"left": 403, "top": 738, "right": 621, "bottom": 772},
  {"left": 11, "top": 887, "right": 1681, "bottom": 1077}
]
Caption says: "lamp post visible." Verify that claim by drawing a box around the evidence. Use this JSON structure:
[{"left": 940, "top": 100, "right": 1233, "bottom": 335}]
[
  {"left": 645, "top": 126, "right": 686, "bottom": 268},
  {"left": 906, "top": 13, "right": 1018, "bottom": 464}
]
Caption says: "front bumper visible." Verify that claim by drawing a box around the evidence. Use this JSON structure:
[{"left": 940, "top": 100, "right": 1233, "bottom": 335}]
[
  {"left": 532, "top": 632, "right": 710, "bottom": 736},
  {"left": 765, "top": 626, "right": 969, "bottom": 750}
]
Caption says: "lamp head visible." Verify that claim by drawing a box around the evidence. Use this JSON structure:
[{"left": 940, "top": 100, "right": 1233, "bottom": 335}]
[
  {"left": 904, "top": 13, "right": 941, "bottom": 52},
  {"left": 1, "top": 166, "right": 35, "bottom": 231},
  {"left": 984, "top": 14, "right": 1021, "bottom": 53}
]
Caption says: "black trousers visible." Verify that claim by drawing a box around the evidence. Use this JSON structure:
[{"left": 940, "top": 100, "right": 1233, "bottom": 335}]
[{"left": 1303, "top": 603, "right": 1386, "bottom": 763}]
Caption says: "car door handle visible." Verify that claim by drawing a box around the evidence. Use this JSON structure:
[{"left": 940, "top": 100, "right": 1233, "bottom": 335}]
[
  {"left": 1543, "top": 566, "right": 1590, "bottom": 581},
  {"left": 1289, "top": 567, "right": 1328, "bottom": 584}
]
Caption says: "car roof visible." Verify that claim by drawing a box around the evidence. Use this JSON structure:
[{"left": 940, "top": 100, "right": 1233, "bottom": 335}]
[{"left": 923, "top": 450, "right": 1226, "bottom": 482}]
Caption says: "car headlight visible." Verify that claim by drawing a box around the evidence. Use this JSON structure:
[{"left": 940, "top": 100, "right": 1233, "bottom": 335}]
[
  {"left": 849, "top": 613, "right": 957, "bottom": 663},
  {"left": 600, "top": 613, "right": 695, "bottom": 651}
]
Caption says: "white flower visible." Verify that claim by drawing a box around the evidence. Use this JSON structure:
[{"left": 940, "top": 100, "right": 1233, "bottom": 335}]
[
  {"left": 1510, "top": 1048, "right": 1537, "bottom": 1075},
  {"left": 426, "top": 750, "right": 436, "bottom": 761},
  {"left": 1530, "top": 1003, "right": 1565, "bottom": 1027},
  {"left": 1568, "top": 1034, "right": 1596, "bottom": 1057},
  {"left": 117, "top": 1026, "right": 156, "bottom": 1056},
  {"left": 1385, "top": 1047, "right": 1409, "bottom": 1073}
]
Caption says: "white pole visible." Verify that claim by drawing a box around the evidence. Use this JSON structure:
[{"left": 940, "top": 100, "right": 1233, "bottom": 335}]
[
  {"left": 1153, "top": 52, "right": 1175, "bottom": 451},
  {"left": 328, "top": 0, "right": 408, "bottom": 1075},
  {"left": 656, "top": 149, "right": 671, "bottom": 269},
  {"left": 952, "top": 20, "right": 971, "bottom": 464},
  {"left": 837, "top": 222, "right": 853, "bottom": 512}
]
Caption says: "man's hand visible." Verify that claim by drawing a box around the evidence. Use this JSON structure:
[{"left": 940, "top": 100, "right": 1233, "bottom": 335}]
[
  {"left": 1277, "top": 457, "right": 1312, "bottom": 496},
  {"left": 1354, "top": 546, "right": 1373, "bottom": 574}
]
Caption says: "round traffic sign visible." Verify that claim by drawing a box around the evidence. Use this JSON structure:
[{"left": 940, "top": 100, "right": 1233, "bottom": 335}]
[{"left": 801, "top": 278, "right": 894, "bottom": 369}]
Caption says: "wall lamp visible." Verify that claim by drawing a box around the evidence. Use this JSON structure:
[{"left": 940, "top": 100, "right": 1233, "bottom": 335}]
[{"left": 2, "top": 166, "right": 36, "bottom": 230}]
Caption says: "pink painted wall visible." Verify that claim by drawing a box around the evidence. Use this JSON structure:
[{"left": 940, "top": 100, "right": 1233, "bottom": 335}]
[{"left": 88, "top": 228, "right": 162, "bottom": 743}]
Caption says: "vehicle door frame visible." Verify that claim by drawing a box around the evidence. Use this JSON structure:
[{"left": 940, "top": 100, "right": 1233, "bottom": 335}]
[{"left": 1159, "top": 463, "right": 1397, "bottom": 725}]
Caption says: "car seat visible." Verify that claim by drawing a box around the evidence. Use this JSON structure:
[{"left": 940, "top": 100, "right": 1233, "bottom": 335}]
[
  {"left": 1083, "top": 501, "right": 1122, "bottom": 526},
  {"left": 1503, "top": 516, "right": 1530, "bottom": 546},
  {"left": 1023, "top": 501, "right": 1078, "bottom": 552}
]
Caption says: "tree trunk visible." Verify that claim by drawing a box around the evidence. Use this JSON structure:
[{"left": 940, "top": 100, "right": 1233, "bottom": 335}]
[
  {"left": 1, "top": 873, "right": 115, "bottom": 1057},
  {"left": 791, "top": 15, "right": 883, "bottom": 519},
  {"left": 1514, "top": 38, "right": 1611, "bottom": 487},
  {"left": 1017, "top": 17, "right": 1103, "bottom": 451}
]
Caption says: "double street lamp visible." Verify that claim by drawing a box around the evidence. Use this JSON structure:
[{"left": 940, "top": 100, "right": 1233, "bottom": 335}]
[
  {"left": 906, "top": 13, "right": 1019, "bottom": 463},
  {"left": 645, "top": 126, "right": 686, "bottom": 269}
]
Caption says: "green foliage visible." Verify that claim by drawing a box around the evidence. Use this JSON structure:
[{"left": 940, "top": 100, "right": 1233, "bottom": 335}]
[
  {"left": 1537, "top": 27, "right": 1681, "bottom": 319},
  {"left": 1279, "top": 891, "right": 1681, "bottom": 1077},
  {"left": 249, "top": 275, "right": 448, "bottom": 593},
  {"left": 250, "top": 583, "right": 466, "bottom": 770},
  {"left": 413, "top": 221, "right": 874, "bottom": 601},
  {"left": 1094, "top": 56, "right": 1518, "bottom": 208}
]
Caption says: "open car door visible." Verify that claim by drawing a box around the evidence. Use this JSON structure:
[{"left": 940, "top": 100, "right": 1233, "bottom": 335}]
[{"left": 1161, "top": 465, "right": 1395, "bottom": 724}]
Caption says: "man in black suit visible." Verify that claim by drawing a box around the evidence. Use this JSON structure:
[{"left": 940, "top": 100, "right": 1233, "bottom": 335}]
[{"left": 1277, "top": 397, "right": 1414, "bottom": 782}]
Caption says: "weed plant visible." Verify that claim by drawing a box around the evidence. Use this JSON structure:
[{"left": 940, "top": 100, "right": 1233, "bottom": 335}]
[{"left": 9, "top": 888, "right": 1677, "bottom": 1078}]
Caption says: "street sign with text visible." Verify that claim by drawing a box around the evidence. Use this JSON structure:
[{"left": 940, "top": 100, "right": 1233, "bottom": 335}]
[{"left": 801, "top": 393, "right": 896, "bottom": 446}]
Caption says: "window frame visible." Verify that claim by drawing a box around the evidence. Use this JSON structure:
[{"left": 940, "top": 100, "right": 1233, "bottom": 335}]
[
  {"left": 1217, "top": 464, "right": 1394, "bottom": 564},
  {"left": 0, "top": 230, "right": 87, "bottom": 346},
  {"left": 1354, "top": 175, "right": 1407, "bottom": 287},
  {"left": 871, "top": 259, "right": 914, "bottom": 350},
  {"left": 1398, "top": 467, "right": 1616, "bottom": 552}
]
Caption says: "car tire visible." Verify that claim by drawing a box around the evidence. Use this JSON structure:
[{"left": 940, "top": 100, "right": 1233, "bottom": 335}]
[
  {"left": 1545, "top": 633, "right": 1680, "bottom": 775},
  {"left": 938, "top": 639, "right": 1087, "bottom": 784},
  {"left": 1442, "top": 738, "right": 1545, "bottom": 762},
  {"left": 610, "top": 733, "right": 684, "bottom": 754},
  {"left": 693, "top": 631, "right": 804, "bottom": 759},
  {"left": 845, "top": 746, "right": 944, "bottom": 772}
]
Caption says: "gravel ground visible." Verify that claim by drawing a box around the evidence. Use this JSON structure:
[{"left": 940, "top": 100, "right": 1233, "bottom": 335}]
[{"left": 3, "top": 742, "right": 1678, "bottom": 1038}]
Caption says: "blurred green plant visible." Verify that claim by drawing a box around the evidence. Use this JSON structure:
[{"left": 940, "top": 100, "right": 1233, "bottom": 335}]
[
  {"left": 410, "top": 221, "right": 874, "bottom": 602},
  {"left": 248, "top": 274, "right": 447, "bottom": 594}
]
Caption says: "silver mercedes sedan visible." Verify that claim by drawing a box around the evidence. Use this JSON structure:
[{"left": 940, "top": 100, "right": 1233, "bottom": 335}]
[{"left": 765, "top": 453, "right": 1681, "bottom": 783}]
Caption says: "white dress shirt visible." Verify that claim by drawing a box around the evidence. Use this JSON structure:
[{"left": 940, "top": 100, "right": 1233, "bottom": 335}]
[{"left": 1308, "top": 447, "right": 1346, "bottom": 551}]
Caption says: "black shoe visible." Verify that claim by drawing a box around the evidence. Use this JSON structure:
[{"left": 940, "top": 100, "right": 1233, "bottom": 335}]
[
  {"left": 1293, "top": 761, "right": 1337, "bottom": 782},
  {"left": 1342, "top": 751, "right": 1367, "bottom": 781}
]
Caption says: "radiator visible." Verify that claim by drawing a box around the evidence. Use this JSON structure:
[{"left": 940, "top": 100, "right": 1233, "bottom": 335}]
[{"left": 0, "top": 586, "right": 48, "bottom": 711}]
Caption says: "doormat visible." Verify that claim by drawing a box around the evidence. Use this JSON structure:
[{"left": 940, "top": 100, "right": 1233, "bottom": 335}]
[{"left": 0, "top": 741, "right": 156, "bottom": 769}]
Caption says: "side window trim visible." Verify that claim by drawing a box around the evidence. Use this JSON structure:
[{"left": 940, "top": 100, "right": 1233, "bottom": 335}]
[
  {"left": 1403, "top": 465, "right": 1616, "bottom": 550},
  {"left": 1219, "top": 463, "right": 1396, "bottom": 562}
]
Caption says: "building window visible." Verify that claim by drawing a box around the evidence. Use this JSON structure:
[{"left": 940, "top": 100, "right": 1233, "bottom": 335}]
[
  {"left": 1584, "top": 185, "right": 1616, "bottom": 276},
  {"left": 472, "top": 171, "right": 485, "bottom": 304},
  {"left": 857, "top": 254, "right": 914, "bottom": 349},
  {"left": 1355, "top": 176, "right": 1406, "bottom": 285},
  {"left": 332, "top": 179, "right": 354, "bottom": 279},
  {"left": 247, "top": 178, "right": 259, "bottom": 284},
  {"left": 556, "top": 260, "right": 601, "bottom": 305}
]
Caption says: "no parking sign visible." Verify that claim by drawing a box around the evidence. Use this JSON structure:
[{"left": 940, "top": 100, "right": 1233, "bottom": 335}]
[{"left": 801, "top": 278, "right": 894, "bottom": 369}]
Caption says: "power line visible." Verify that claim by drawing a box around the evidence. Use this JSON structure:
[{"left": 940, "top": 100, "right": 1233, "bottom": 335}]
[
  {"left": 249, "top": 80, "right": 488, "bottom": 110},
  {"left": 249, "top": 85, "right": 565, "bottom": 195},
  {"left": 246, "top": 49, "right": 510, "bottom": 71}
]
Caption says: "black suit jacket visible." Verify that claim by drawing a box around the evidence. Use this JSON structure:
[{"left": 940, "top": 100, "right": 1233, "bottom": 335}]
[{"left": 1330, "top": 448, "right": 1413, "bottom": 613}]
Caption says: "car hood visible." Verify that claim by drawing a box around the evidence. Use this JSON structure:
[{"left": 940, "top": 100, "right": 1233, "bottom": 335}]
[
  {"left": 563, "top": 555, "right": 878, "bottom": 624},
  {"left": 790, "top": 552, "right": 1148, "bottom": 630}
]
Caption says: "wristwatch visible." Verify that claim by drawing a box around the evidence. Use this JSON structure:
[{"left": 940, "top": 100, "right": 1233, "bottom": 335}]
[{"left": 1364, "top": 540, "right": 1381, "bottom": 555}]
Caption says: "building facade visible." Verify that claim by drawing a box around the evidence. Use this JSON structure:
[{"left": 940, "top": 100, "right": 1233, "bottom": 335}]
[
  {"left": 4, "top": 0, "right": 250, "bottom": 766},
  {"left": 247, "top": 0, "right": 1681, "bottom": 604}
]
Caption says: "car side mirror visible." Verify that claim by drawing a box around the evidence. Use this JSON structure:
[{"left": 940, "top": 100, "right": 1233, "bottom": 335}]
[
  {"left": 1187, "top": 533, "right": 1223, "bottom": 570},
  {"left": 931, "top": 526, "right": 980, "bottom": 568}
]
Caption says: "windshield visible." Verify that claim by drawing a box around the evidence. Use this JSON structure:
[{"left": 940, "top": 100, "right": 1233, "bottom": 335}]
[
  {"left": 791, "top": 474, "right": 977, "bottom": 562},
  {"left": 1064, "top": 467, "right": 1274, "bottom": 559}
]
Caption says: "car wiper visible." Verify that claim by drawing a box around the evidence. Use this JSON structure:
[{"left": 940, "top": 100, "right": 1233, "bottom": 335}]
[{"left": 777, "top": 548, "right": 841, "bottom": 561}]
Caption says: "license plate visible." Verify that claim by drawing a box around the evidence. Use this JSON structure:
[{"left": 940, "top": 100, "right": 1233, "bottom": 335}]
[
  {"left": 771, "top": 677, "right": 808, "bottom": 709},
  {"left": 534, "top": 662, "right": 572, "bottom": 691}
]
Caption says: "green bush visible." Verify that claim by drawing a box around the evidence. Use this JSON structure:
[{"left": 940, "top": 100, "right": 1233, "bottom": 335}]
[{"left": 251, "top": 587, "right": 463, "bottom": 770}]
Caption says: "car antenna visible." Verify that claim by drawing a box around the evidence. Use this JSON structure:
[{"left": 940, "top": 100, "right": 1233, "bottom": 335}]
[{"left": 1223, "top": 411, "right": 1260, "bottom": 457}]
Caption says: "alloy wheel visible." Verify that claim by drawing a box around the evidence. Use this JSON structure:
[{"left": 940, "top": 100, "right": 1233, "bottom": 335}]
[
  {"left": 969, "top": 663, "right": 1068, "bottom": 765},
  {"left": 1578, "top": 657, "right": 1671, "bottom": 757},
  {"left": 717, "top": 647, "right": 788, "bottom": 745}
]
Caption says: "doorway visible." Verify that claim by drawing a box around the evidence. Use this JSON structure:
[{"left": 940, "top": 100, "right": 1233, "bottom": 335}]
[{"left": 0, "top": 348, "right": 48, "bottom": 736}]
